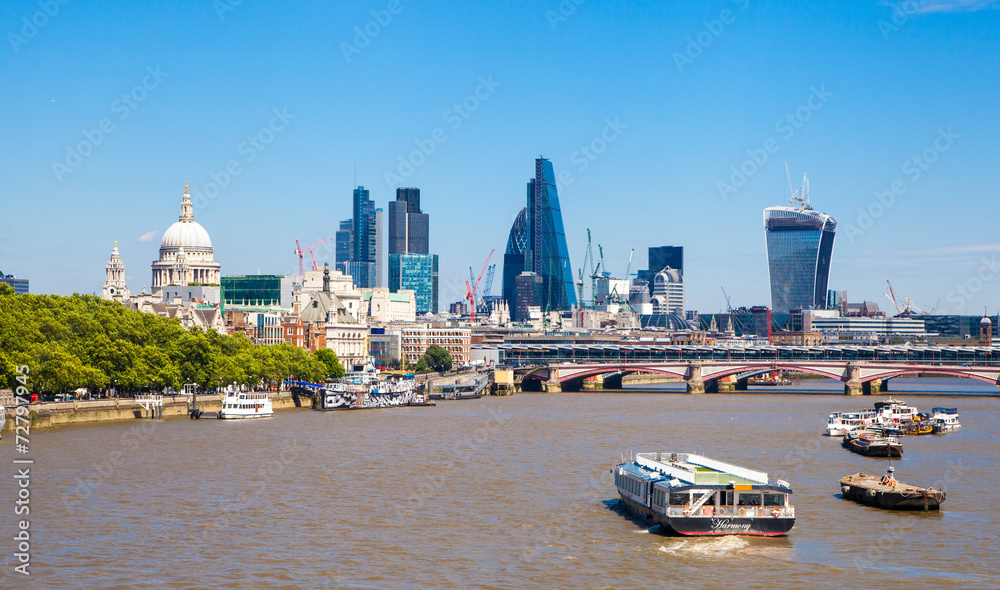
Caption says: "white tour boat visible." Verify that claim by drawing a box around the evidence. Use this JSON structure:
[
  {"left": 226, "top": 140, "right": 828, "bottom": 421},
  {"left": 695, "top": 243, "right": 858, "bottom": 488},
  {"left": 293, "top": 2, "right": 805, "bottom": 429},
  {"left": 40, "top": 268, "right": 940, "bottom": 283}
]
[{"left": 218, "top": 390, "right": 274, "bottom": 420}]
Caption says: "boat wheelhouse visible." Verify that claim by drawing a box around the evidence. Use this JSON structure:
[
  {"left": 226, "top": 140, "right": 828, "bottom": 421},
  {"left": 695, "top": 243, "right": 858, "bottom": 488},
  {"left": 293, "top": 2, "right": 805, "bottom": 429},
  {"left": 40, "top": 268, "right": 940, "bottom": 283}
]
[
  {"left": 873, "top": 399, "right": 918, "bottom": 424},
  {"left": 931, "top": 407, "right": 961, "bottom": 432},
  {"left": 613, "top": 452, "right": 794, "bottom": 536},
  {"left": 219, "top": 391, "right": 274, "bottom": 420},
  {"left": 826, "top": 410, "right": 877, "bottom": 436}
]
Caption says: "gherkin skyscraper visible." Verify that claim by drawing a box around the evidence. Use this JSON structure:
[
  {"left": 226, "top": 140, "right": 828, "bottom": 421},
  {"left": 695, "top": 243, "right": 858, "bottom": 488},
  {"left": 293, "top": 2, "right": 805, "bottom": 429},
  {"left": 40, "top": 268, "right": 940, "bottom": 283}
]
[{"left": 526, "top": 158, "right": 577, "bottom": 312}]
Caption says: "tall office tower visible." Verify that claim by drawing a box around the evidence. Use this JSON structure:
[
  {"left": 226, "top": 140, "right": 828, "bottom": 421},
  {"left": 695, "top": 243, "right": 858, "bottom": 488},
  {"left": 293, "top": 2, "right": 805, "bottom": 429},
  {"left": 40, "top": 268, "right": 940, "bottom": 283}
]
[
  {"left": 388, "top": 187, "right": 429, "bottom": 255},
  {"left": 351, "top": 186, "right": 380, "bottom": 288},
  {"left": 526, "top": 157, "right": 576, "bottom": 312},
  {"left": 501, "top": 207, "right": 528, "bottom": 311},
  {"left": 764, "top": 184, "right": 837, "bottom": 313},
  {"left": 374, "top": 208, "right": 384, "bottom": 287},
  {"left": 387, "top": 187, "right": 437, "bottom": 313},
  {"left": 335, "top": 219, "right": 352, "bottom": 274}
]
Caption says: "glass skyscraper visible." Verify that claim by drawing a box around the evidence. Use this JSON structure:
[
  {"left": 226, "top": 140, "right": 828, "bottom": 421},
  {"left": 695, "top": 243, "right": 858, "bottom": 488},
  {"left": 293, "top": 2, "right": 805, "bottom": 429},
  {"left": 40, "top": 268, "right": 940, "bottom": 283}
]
[
  {"left": 764, "top": 205, "right": 837, "bottom": 313},
  {"left": 389, "top": 253, "right": 438, "bottom": 314},
  {"left": 350, "top": 186, "right": 382, "bottom": 288},
  {"left": 526, "top": 158, "right": 577, "bottom": 312},
  {"left": 501, "top": 207, "right": 528, "bottom": 311},
  {"left": 387, "top": 187, "right": 437, "bottom": 314}
]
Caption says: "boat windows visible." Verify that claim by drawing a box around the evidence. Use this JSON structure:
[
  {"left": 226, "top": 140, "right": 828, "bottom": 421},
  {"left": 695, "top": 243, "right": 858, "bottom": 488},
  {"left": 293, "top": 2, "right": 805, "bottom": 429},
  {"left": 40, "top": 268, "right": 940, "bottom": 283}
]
[
  {"left": 763, "top": 493, "right": 785, "bottom": 507},
  {"left": 719, "top": 491, "right": 733, "bottom": 506},
  {"left": 668, "top": 493, "right": 689, "bottom": 506},
  {"left": 737, "top": 492, "right": 762, "bottom": 506}
]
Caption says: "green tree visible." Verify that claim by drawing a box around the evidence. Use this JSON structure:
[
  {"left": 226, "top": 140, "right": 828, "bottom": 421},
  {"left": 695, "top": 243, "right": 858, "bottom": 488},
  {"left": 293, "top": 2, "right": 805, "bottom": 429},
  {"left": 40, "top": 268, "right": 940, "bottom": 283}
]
[
  {"left": 314, "top": 348, "right": 345, "bottom": 380},
  {"left": 414, "top": 357, "right": 429, "bottom": 373},
  {"left": 422, "top": 344, "right": 453, "bottom": 372}
]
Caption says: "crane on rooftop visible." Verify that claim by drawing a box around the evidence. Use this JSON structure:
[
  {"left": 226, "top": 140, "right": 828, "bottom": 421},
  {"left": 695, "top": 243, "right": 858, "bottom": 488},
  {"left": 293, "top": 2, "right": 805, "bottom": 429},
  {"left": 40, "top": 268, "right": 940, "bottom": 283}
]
[{"left": 294, "top": 238, "right": 334, "bottom": 275}]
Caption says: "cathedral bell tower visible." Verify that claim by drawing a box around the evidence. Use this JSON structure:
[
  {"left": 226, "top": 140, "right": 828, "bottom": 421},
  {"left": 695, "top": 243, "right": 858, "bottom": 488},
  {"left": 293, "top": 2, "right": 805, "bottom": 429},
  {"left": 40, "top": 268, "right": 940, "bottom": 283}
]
[{"left": 102, "top": 241, "right": 130, "bottom": 302}]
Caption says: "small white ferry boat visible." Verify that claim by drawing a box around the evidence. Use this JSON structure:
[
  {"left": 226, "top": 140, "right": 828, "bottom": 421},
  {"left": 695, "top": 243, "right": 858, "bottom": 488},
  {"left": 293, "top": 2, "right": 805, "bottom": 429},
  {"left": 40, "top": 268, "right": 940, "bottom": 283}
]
[
  {"left": 613, "top": 452, "right": 795, "bottom": 536},
  {"left": 825, "top": 410, "right": 877, "bottom": 436},
  {"left": 931, "top": 407, "right": 961, "bottom": 432},
  {"left": 218, "top": 390, "right": 274, "bottom": 420}
]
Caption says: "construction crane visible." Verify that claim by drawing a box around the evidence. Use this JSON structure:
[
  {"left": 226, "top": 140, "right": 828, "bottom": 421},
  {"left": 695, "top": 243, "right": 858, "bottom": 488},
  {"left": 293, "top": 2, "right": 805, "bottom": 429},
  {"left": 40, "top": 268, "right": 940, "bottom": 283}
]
[
  {"left": 465, "top": 249, "right": 494, "bottom": 321},
  {"left": 482, "top": 264, "right": 496, "bottom": 299},
  {"left": 610, "top": 248, "right": 634, "bottom": 304},
  {"left": 294, "top": 238, "right": 334, "bottom": 275},
  {"left": 721, "top": 286, "right": 734, "bottom": 313}
]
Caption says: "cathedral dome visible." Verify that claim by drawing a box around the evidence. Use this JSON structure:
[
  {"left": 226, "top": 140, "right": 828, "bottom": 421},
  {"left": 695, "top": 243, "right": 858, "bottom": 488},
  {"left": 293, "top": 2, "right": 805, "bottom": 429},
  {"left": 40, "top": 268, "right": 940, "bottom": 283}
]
[
  {"left": 161, "top": 220, "right": 212, "bottom": 249},
  {"left": 159, "top": 182, "right": 213, "bottom": 250}
]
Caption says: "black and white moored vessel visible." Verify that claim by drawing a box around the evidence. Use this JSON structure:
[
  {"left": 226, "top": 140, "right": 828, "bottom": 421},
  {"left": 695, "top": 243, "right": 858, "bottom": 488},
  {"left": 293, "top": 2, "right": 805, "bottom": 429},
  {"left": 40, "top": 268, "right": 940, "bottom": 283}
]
[
  {"left": 613, "top": 452, "right": 795, "bottom": 536},
  {"left": 321, "top": 358, "right": 428, "bottom": 410}
]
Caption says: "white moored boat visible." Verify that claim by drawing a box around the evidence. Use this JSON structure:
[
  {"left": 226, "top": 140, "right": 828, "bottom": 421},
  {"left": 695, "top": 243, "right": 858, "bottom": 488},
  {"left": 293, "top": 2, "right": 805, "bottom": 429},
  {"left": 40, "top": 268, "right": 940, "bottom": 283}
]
[
  {"left": 825, "top": 410, "right": 877, "bottom": 436},
  {"left": 931, "top": 407, "right": 961, "bottom": 432},
  {"left": 219, "top": 390, "right": 274, "bottom": 419}
]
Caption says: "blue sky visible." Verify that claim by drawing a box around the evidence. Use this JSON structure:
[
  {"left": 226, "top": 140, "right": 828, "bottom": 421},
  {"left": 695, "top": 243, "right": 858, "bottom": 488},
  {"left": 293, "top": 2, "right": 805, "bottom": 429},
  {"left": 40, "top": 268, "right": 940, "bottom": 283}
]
[{"left": 2, "top": 0, "right": 999, "bottom": 315}]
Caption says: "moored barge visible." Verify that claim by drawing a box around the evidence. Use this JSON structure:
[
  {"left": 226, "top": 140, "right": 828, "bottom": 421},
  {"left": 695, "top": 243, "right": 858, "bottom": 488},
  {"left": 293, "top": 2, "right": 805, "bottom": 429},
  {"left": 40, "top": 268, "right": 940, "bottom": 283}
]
[
  {"left": 839, "top": 468, "right": 945, "bottom": 511},
  {"left": 613, "top": 452, "right": 794, "bottom": 536}
]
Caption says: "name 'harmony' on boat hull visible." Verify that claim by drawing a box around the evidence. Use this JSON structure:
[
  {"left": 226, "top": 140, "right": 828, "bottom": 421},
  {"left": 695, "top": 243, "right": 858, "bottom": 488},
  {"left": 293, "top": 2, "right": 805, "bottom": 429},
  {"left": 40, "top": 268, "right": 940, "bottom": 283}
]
[{"left": 614, "top": 452, "right": 795, "bottom": 537}]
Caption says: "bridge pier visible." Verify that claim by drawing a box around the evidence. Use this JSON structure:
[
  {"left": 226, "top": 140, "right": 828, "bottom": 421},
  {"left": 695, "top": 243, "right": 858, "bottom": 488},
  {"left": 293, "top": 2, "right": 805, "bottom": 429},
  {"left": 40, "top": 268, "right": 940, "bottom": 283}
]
[
  {"left": 716, "top": 375, "right": 736, "bottom": 392},
  {"left": 545, "top": 367, "right": 562, "bottom": 393},
  {"left": 863, "top": 379, "right": 882, "bottom": 396},
  {"left": 735, "top": 377, "right": 749, "bottom": 391},
  {"left": 686, "top": 361, "right": 705, "bottom": 394},
  {"left": 844, "top": 362, "right": 862, "bottom": 396},
  {"left": 602, "top": 373, "right": 623, "bottom": 390}
]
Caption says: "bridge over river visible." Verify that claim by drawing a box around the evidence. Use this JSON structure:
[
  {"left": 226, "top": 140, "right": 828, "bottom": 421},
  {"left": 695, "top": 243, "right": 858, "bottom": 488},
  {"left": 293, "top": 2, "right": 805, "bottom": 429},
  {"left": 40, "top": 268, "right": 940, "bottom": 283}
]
[{"left": 485, "top": 343, "right": 1000, "bottom": 395}]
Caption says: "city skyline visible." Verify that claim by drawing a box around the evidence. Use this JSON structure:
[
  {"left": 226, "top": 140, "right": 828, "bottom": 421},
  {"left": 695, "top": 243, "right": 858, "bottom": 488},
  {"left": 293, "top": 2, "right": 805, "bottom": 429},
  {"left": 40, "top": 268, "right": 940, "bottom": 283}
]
[{"left": 3, "top": 2, "right": 999, "bottom": 314}]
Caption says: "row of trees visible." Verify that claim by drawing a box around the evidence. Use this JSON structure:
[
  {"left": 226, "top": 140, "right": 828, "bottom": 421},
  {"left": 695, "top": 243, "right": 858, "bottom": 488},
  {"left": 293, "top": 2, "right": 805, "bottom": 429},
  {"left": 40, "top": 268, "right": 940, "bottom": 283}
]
[{"left": 0, "top": 284, "right": 345, "bottom": 395}]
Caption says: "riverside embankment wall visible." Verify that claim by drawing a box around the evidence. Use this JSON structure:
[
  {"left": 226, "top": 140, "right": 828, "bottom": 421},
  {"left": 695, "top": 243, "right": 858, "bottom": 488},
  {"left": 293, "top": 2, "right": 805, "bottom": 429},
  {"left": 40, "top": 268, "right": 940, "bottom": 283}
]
[{"left": 1, "top": 391, "right": 305, "bottom": 431}]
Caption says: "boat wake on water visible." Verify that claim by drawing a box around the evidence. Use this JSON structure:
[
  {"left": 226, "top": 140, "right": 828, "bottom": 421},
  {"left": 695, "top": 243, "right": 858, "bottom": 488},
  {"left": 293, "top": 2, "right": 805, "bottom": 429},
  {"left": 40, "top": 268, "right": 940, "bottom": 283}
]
[{"left": 656, "top": 536, "right": 749, "bottom": 557}]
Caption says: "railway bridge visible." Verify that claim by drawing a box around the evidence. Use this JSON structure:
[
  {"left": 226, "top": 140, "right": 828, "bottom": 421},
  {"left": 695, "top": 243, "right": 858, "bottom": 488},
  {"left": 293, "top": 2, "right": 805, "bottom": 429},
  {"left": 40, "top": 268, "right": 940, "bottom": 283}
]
[{"left": 488, "top": 343, "right": 1000, "bottom": 395}]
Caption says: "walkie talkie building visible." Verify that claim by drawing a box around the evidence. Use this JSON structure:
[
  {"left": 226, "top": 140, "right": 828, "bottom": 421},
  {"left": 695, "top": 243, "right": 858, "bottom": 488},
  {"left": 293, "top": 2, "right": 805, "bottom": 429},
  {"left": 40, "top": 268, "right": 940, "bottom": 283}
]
[{"left": 764, "top": 204, "right": 836, "bottom": 313}]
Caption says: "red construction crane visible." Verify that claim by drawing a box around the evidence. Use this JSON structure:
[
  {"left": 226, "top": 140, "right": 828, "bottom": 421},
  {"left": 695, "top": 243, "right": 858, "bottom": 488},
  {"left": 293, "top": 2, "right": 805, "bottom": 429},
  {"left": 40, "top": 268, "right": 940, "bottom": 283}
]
[
  {"left": 294, "top": 238, "right": 334, "bottom": 275},
  {"left": 465, "top": 249, "right": 494, "bottom": 322}
]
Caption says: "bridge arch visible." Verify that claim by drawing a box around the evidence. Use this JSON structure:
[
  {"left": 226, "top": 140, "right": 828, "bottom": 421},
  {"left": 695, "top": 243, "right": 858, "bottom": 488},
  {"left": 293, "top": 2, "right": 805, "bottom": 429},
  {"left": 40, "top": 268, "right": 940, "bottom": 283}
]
[
  {"left": 703, "top": 364, "right": 847, "bottom": 383},
  {"left": 859, "top": 368, "right": 999, "bottom": 386}
]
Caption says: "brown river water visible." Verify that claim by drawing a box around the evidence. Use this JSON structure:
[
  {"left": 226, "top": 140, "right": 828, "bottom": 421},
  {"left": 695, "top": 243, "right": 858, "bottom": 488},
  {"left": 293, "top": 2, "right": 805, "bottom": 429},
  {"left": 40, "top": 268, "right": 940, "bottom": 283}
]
[{"left": 2, "top": 378, "right": 998, "bottom": 589}]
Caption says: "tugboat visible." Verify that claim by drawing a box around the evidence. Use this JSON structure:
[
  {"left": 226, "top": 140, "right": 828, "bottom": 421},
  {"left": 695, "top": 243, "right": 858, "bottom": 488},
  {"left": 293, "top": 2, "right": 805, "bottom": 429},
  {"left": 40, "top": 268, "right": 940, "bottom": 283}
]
[
  {"left": 842, "top": 430, "right": 903, "bottom": 458},
  {"left": 613, "top": 452, "right": 795, "bottom": 536},
  {"left": 839, "top": 467, "right": 945, "bottom": 511}
]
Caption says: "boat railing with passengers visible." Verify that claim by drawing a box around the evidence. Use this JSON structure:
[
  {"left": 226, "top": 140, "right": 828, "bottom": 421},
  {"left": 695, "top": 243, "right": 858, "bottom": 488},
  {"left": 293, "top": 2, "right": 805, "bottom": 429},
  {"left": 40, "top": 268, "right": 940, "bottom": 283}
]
[{"left": 614, "top": 452, "right": 795, "bottom": 536}]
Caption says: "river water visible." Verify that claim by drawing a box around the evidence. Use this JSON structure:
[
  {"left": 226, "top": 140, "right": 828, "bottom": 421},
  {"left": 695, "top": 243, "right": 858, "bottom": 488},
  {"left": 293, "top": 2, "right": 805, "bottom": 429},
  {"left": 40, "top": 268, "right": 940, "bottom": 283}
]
[{"left": 2, "top": 378, "right": 998, "bottom": 589}]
